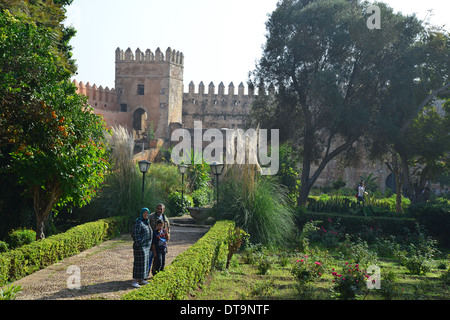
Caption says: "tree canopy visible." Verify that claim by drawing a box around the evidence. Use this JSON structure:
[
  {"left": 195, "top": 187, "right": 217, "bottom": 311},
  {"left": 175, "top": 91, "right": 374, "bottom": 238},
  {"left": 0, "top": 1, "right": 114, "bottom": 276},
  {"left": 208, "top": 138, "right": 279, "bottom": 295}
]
[
  {"left": 0, "top": 9, "right": 109, "bottom": 239},
  {"left": 250, "top": 0, "right": 448, "bottom": 206}
]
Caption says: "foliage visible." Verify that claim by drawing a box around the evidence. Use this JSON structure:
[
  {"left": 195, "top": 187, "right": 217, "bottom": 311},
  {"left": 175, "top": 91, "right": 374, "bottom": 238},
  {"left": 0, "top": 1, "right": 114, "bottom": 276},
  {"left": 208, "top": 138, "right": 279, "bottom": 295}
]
[
  {"left": 298, "top": 220, "right": 321, "bottom": 252},
  {"left": 379, "top": 269, "right": 402, "bottom": 300},
  {"left": 291, "top": 253, "right": 326, "bottom": 285},
  {"left": 0, "top": 216, "right": 128, "bottom": 286},
  {"left": 250, "top": 0, "right": 429, "bottom": 206},
  {"left": 226, "top": 227, "right": 249, "bottom": 269},
  {"left": 359, "top": 173, "right": 378, "bottom": 193},
  {"left": 0, "top": 284, "right": 22, "bottom": 300},
  {"left": 0, "top": 11, "right": 109, "bottom": 239},
  {"left": 217, "top": 165, "right": 296, "bottom": 246},
  {"left": 167, "top": 191, "right": 193, "bottom": 216},
  {"left": 241, "top": 243, "right": 265, "bottom": 265},
  {"left": 257, "top": 255, "right": 272, "bottom": 275},
  {"left": 276, "top": 142, "right": 302, "bottom": 201},
  {"left": 185, "top": 149, "right": 211, "bottom": 192},
  {"left": 408, "top": 199, "right": 450, "bottom": 247},
  {"left": 6, "top": 228, "right": 36, "bottom": 249},
  {"left": 0, "top": 241, "right": 8, "bottom": 253},
  {"left": 393, "top": 227, "right": 439, "bottom": 275},
  {"left": 331, "top": 263, "right": 370, "bottom": 300},
  {"left": 148, "top": 163, "right": 182, "bottom": 196},
  {"left": 0, "top": 0, "right": 76, "bottom": 73},
  {"left": 122, "top": 220, "right": 235, "bottom": 300},
  {"left": 191, "top": 187, "right": 213, "bottom": 207},
  {"left": 337, "top": 235, "right": 378, "bottom": 269}
]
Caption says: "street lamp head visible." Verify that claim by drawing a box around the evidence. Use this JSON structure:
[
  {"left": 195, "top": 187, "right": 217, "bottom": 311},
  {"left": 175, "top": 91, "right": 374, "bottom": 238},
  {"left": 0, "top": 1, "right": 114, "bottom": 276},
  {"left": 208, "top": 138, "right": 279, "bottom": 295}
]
[
  {"left": 210, "top": 162, "right": 224, "bottom": 176},
  {"left": 177, "top": 163, "right": 188, "bottom": 175},
  {"left": 138, "top": 160, "right": 151, "bottom": 174}
]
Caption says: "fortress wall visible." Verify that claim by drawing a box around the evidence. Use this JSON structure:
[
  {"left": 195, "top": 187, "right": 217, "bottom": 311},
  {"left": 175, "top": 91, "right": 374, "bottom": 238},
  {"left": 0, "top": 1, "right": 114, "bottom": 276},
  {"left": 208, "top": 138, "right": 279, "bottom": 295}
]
[
  {"left": 73, "top": 80, "right": 119, "bottom": 111},
  {"left": 182, "top": 81, "right": 254, "bottom": 129},
  {"left": 93, "top": 110, "right": 132, "bottom": 131}
]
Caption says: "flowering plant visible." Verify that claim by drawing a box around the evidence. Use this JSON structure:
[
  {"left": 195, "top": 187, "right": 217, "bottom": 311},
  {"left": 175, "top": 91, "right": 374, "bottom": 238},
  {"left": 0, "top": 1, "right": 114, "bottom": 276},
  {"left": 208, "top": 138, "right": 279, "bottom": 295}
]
[
  {"left": 291, "top": 254, "right": 326, "bottom": 285},
  {"left": 331, "top": 263, "right": 370, "bottom": 299}
]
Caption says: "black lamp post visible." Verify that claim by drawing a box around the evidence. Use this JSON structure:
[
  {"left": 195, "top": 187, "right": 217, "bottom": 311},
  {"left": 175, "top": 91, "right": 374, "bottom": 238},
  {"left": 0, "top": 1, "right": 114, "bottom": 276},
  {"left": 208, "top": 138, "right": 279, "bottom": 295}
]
[
  {"left": 210, "top": 162, "right": 224, "bottom": 204},
  {"left": 138, "top": 160, "right": 151, "bottom": 203},
  {"left": 177, "top": 164, "right": 188, "bottom": 213}
]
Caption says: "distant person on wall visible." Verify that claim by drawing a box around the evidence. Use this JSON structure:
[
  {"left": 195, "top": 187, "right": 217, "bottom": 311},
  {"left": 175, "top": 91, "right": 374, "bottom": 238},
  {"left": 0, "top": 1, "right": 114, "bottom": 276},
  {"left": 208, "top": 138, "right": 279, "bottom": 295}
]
[
  {"left": 152, "top": 219, "right": 170, "bottom": 276},
  {"left": 148, "top": 203, "right": 170, "bottom": 274},
  {"left": 131, "top": 208, "right": 152, "bottom": 288},
  {"left": 357, "top": 180, "right": 368, "bottom": 207}
]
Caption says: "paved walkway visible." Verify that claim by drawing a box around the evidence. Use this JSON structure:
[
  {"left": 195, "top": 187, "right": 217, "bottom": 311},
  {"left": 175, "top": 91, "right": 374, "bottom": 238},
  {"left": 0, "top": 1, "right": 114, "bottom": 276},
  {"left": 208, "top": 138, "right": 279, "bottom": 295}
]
[{"left": 7, "top": 218, "right": 209, "bottom": 300}]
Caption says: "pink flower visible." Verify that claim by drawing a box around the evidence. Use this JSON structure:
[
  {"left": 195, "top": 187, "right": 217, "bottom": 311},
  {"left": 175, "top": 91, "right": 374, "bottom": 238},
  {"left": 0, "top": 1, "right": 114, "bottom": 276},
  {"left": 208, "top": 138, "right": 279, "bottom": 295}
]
[{"left": 315, "top": 261, "right": 322, "bottom": 266}]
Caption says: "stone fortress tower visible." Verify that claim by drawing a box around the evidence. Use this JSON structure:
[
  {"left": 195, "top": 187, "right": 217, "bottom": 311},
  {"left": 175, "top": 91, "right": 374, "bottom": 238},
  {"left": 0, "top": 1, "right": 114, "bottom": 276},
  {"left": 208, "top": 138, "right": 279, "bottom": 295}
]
[
  {"left": 74, "top": 46, "right": 396, "bottom": 191},
  {"left": 74, "top": 46, "right": 253, "bottom": 145}
]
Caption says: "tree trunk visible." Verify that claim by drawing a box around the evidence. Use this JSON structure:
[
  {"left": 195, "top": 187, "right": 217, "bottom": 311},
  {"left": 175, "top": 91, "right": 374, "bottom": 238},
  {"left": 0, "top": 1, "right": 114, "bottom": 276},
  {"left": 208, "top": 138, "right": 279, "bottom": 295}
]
[
  {"left": 31, "top": 180, "right": 62, "bottom": 240},
  {"left": 35, "top": 213, "right": 47, "bottom": 240},
  {"left": 395, "top": 172, "right": 403, "bottom": 214}
]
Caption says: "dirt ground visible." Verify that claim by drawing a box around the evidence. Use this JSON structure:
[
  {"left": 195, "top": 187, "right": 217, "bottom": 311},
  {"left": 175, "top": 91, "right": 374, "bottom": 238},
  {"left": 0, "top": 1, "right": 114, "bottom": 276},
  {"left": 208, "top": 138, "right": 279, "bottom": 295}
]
[{"left": 7, "top": 220, "right": 208, "bottom": 300}]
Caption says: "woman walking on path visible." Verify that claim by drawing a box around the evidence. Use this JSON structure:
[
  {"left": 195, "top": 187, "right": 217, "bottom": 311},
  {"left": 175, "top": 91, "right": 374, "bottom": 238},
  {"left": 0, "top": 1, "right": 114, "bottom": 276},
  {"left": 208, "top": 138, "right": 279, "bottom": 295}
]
[{"left": 131, "top": 208, "right": 152, "bottom": 288}]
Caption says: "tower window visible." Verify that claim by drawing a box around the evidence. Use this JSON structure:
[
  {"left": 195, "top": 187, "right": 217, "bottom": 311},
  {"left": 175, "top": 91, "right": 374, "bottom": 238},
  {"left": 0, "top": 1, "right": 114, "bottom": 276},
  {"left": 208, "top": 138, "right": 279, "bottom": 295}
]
[
  {"left": 137, "top": 84, "right": 145, "bottom": 95},
  {"left": 120, "top": 104, "right": 127, "bottom": 112}
]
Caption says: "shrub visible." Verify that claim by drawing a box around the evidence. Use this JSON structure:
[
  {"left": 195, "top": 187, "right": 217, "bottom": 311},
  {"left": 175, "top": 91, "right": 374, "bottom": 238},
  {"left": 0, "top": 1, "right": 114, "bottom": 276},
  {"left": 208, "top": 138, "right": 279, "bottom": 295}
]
[
  {"left": 291, "top": 254, "right": 326, "bottom": 285},
  {"left": 337, "top": 235, "right": 378, "bottom": 269},
  {"left": 379, "top": 269, "right": 402, "bottom": 300},
  {"left": 331, "top": 263, "right": 369, "bottom": 300},
  {"left": 191, "top": 187, "right": 213, "bottom": 207},
  {"left": 241, "top": 243, "right": 264, "bottom": 265},
  {"left": 257, "top": 255, "right": 272, "bottom": 275},
  {"left": 167, "top": 191, "right": 193, "bottom": 216},
  {"left": 395, "top": 243, "right": 437, "bottom": 275},
  {"left": 0, "top": 241, "right": 9, "bottom": 253},
  {"left": 217, "top": 166, "right": 296, "bottom": 246},
  {"left": 226, "top": 227, "right": 249, "bottom": 269},
  {"left": 7, "top": 228, "right": 36, "bottom": 249},
  {"left": 122, "top": 220, "right": 235, "bottom": 300},
  {"left": 393, "top": 225, "right": 439, "bottom": 275},
  {"left": 441, "top": 266, "right": 450, "bottom": 286}
]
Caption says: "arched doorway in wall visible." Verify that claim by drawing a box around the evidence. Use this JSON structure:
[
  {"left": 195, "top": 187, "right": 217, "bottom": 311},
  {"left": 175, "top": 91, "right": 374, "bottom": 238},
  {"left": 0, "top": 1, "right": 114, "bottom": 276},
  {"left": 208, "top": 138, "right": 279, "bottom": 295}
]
[
  {"left": 132, "top": 107, "right": 148, "bottom": 141},
  {"left": 385, "top": 173, "right": 396, "bottom": 193}
]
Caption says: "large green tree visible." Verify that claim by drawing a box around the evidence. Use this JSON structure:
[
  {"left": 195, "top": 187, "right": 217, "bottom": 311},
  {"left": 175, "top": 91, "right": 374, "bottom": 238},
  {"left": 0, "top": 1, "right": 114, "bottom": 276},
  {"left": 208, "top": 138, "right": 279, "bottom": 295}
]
[
  {"left": 367, "top": 28, "right": 449, "bottom": 207},
  {"left": 250, "top": 0, "right": 430, "bottom": 206},
  {"left": 0, "top": 10, "right": 108, "bottom": 239}
]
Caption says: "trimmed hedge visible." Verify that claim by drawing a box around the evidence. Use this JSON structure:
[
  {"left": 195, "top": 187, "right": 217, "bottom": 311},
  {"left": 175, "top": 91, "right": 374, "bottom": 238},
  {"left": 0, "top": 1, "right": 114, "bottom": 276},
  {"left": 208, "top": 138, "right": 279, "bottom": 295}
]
[
  {"left": 122, "top": 220, "right": 235, "bottom": 300},
  {"left": 295, "top": 212, "right": 417, "bottom": 238},
  {"left": 0, "top": 216, "right": 129, "bottom": 287}
]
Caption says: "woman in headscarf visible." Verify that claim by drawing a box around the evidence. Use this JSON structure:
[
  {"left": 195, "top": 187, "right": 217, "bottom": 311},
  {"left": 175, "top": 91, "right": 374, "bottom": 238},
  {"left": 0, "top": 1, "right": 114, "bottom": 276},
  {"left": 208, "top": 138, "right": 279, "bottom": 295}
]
[{"left": 131, "top": 208, "right": 152, "bottom": 288}]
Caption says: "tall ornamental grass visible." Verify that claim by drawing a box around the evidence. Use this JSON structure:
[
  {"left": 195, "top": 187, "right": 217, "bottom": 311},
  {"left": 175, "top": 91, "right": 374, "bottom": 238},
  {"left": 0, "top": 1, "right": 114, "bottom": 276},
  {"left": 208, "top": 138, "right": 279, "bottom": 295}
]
[{"left": 217, "top": 163, "right": 296, "bottom": 246}]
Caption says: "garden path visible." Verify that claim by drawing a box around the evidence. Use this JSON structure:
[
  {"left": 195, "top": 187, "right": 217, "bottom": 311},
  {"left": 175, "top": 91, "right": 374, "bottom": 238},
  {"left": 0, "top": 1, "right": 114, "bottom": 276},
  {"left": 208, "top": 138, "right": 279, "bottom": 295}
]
[{"left": 8, "top": 216, "right": 209, "bottom": 300}]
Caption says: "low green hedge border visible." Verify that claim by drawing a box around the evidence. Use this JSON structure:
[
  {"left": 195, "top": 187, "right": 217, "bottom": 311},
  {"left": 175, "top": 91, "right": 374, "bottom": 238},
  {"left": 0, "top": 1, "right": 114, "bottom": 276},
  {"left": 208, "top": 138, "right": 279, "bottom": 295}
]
[
  {"left": 122, "top": 220, "right": 235, "bottom": 300},
  {"left": 0, "top": 216, "right": 129, "bottom": 287},
  {"left": 295, "top": 212, "right": 417, "bottom": 237}
]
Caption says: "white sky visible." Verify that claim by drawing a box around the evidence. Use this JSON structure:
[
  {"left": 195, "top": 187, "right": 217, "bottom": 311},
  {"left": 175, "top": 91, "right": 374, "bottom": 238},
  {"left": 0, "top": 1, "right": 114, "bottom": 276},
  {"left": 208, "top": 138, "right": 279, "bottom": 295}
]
[{"left": 65, "top": 0, "right": 449, "bottom": 91}]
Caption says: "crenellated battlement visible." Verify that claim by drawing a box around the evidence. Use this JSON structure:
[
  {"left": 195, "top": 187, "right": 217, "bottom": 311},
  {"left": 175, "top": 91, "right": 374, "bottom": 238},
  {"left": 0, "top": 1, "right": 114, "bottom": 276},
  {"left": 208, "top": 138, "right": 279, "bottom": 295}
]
[
  {"left": 185, "top": 81, "right": 255, "bottom": 97},
  {"left": 73, "top": 80, "right": 119, "bottom": 110},
  {"left": 115, "top": 47, "right": 184, "bottom": 65}
]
